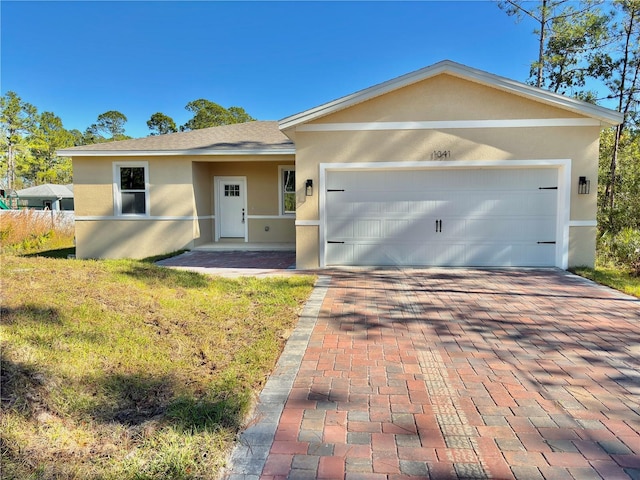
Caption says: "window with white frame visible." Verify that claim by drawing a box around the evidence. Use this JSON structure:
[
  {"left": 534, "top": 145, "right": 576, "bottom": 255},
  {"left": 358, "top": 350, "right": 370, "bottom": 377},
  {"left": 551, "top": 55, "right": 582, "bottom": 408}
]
[
  {"left": 114, "top": 162, "right": 149, "bottom": 215},
  {"left": 280, "top": 167, "right": 295, "bottom": 215}
]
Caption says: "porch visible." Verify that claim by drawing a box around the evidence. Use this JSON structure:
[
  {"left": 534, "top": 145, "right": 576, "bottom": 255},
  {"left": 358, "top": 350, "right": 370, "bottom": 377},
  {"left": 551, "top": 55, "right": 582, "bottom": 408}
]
[{"left": 156, "top": 249, "right": 298, "bottom": 276}]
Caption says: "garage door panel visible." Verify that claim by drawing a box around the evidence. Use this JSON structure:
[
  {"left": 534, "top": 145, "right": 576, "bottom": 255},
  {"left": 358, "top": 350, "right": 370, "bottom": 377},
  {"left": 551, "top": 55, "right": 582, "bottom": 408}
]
[
  {"left": 466, "top": 244, "right": 504, "bottom": 266},
  {"left": 465, "top": 217, "right": 555, "bottom": 242},
  {"left": 385, "top": 218, "right": 434, "bottom": 238},
  {"left": 326, "top": 219, "right": 354, "bottom": 239},
  {"left": 353, "top": 244, "right": 408, "bottom": 266},
  {"left": 354, "top": 219, "right": 382, "bottom": 238},
  {"left": 384, "top": 201, "right": 412, "bottom": 214},
  {"left": 326, "top": 243, "right": 354, "bottom": 266},
  {"left": 461, "top": 191, "right": 556, "bottom": 216},
  {"left": 326, "top": 243, "right": 398, "bottom": 266},
  {"left": 325, "top": 168, "right": 558, "bottom": 267},
  {"left": 330, "top": 215, "right": 439, "bottom": 240},
  {"left": 430, "top": 244, "right": 468, "bottom": 266},
  {"left": 327, "top": 168, "right": 557, "bottom": 191},
  {"left": 326, "top": 242, "right": 469, "bottom": 266},
  {"left": 466, "top": 243, "right": 556, "bottom": 267}
]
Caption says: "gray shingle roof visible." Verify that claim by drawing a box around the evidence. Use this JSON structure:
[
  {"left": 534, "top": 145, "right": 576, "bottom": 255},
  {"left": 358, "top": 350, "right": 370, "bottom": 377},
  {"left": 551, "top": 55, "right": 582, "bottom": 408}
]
[
  {"left": 16, "top": 184, "right": 74, "bottom": 198},
  {"left": 57, "top": 121, "right": 294, "bottom": 156}
]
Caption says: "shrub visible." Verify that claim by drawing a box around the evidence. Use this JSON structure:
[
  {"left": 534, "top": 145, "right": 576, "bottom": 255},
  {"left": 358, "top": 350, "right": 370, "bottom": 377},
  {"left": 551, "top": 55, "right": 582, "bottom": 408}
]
[{"left": 610, "top": 228, "right": 640, "bottom": 276}]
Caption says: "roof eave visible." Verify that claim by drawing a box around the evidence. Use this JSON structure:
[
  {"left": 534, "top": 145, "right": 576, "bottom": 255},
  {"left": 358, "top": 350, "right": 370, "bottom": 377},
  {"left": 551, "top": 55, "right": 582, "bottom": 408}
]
[{"left": 56, "top": 148, "right": 296, "bottom": 157}]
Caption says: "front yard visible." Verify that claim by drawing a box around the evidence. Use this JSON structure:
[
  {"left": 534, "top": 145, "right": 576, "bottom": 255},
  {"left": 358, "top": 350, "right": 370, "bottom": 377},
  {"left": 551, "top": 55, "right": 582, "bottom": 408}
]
[
  {"left": 0, "top": 252, "right": 315, "bottom": 479},
  {"left": 1, "top": 208, "right": 637, "bottom": 479}
]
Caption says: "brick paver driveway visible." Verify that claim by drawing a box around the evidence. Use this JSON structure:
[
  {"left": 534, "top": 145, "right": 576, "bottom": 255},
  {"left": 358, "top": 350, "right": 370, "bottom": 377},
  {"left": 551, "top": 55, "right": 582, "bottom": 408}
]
[{"left": 226, "top": 269, "right": 640, "bottom": 480}]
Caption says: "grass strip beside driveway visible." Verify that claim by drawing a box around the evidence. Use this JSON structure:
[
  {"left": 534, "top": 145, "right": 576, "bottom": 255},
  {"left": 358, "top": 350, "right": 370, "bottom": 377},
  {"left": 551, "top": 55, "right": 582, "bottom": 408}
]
[
  {"left": 572, "top": 265, "right": 640, "bottom": 298},
  {"left": 1, "top": 254, "right": 315, "bottom": 480}
]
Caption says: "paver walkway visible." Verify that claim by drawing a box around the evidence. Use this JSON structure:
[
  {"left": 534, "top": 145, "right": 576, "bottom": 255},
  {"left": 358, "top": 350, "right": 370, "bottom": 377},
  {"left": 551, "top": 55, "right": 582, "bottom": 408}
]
[
  {"left": 225, "top": 269, "right": 640, "bottom": 480},
  {"left": 156, "top": 250, "right": 297, "bottom": 277}
]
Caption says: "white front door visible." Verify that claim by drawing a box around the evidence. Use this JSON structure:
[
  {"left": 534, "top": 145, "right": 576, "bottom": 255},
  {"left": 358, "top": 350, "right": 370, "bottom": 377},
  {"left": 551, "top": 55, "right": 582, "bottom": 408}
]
[{"left": 217, "top": 177, "right": 246, "bottom": 239}]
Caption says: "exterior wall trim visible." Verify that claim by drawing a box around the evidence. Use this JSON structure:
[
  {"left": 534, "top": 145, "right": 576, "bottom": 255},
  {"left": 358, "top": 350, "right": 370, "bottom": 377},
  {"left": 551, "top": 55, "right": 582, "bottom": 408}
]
[
  {"left": 296, "top": 118, "right": 601, "bottom": 132},
  {"left": 76, "top": 214, "right": 295, "bottom": 221},
  {"left": 76, "top": 215, "right": 215, "bottom": 221},
  {"left": 569, "top": 220, "right": 598, "bottom": 227},
  {"left": 318, "top": 159, "right": 571, "bottom": 269},
  {"left": 295, "top": 220, "right": 320, "bottom": 226}
]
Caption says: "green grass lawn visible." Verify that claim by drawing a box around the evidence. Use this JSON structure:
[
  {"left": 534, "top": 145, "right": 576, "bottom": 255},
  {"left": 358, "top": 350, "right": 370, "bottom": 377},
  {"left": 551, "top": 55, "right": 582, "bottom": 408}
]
[
  {"left": 1, "top": 253, "right": 315, "bottom": 480},
  {"left": 571, "top": 265, "right": 640, "bottom": 298}
]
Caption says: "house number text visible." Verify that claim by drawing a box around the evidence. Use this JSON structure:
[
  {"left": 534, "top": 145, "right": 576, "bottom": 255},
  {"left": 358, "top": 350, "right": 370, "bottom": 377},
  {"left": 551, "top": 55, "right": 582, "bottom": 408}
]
[{"left": 431, "top": 150, "right": 451, "bottom": 160}]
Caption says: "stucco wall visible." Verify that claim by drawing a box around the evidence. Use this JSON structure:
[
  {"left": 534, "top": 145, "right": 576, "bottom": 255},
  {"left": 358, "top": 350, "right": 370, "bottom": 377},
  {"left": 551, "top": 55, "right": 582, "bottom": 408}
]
[
  {"left": 75, "top": 219, "right": 196, "bottom": 259},
  {"left": 291, "top": 74, "right": 603, "bottom": 268},
  {"left": 196, "top": 159, "right": 295, "bottom": 243},
  {"left": 196, "top": 159, "right": 293, "bottom": 216},
  {"left": 73, "top": 156, "right": 196, "bottom": 217},
  {"left": 569, "top": 226, "right": 598, "bottom": 267},
  {"left": 73, "top": 155, "right": 295, "bottom": 259}
]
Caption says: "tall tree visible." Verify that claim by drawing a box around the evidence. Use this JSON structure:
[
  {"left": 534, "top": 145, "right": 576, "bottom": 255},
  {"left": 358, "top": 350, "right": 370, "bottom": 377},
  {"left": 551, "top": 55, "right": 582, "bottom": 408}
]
[
  {"left": 180, "top": 99, "right": 256, "bottom": 131},
  {"left": 27, "top": 111, "right": 75, "bottom": 185},
  {"left": 86, "top": 110, "right": 130, "bottom": 142},
  {"left": 602, "top": 0, "right": 640, "bottom": 229},
  {"left": 227, "top": 106, "right": 255, "bottom": 124},
  {"left": 0, "top": 91, "right": 37, "bottom": 190},
  {"left": 599, "top": 127, "right": 640, "bottom": 233},
  {"left": 68, "top": 129, "right": 85, "bottom": 146},
  {"left": 498, "top": 0, "right": 607, "bottom": 88},
  {"left": 147, "top": 112, "right": 177, "bottom": 135},
  {"left": 541, "top": 5, "right": 612, "bottom": 95},
  {"left": 81, "top": 124, "right": 106, "bottom": 145}
]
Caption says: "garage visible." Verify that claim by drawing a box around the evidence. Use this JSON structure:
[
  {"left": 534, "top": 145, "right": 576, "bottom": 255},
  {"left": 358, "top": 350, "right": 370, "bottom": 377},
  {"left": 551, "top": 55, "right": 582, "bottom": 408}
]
[{"left": 324, "top": 166, "right": 560, "bottom": 267}]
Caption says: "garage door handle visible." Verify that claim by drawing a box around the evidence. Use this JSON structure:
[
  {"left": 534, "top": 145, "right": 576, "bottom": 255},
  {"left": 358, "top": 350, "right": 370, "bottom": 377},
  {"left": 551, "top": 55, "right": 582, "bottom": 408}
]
[{"left": 435, "top": 219, "right": 442, "bottom": 232}]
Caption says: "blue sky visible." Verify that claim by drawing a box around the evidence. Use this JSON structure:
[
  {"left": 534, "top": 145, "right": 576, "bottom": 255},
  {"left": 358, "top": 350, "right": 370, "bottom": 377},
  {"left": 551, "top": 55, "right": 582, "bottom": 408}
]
[{"left": 2, "top": 1, "right": 544, "bottom": 138}]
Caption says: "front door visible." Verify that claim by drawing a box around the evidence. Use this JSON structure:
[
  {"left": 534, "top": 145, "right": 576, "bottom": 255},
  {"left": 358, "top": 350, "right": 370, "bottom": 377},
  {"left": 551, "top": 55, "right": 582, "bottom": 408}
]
[{"left": 217, "top": 177, "right": 246, "bottom": 239}]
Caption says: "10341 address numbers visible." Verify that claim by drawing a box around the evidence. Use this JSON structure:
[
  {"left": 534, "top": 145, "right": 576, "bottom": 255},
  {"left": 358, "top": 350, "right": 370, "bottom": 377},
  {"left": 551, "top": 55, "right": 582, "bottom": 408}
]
[{"left": 430, "top": 150, "right": 451, "bottom": 160}]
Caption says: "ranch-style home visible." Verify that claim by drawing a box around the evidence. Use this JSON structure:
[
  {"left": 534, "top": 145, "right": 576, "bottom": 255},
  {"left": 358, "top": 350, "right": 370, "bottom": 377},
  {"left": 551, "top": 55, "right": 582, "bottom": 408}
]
[{"left": 58, "top": 60, "right": 622, "bottom": 269}]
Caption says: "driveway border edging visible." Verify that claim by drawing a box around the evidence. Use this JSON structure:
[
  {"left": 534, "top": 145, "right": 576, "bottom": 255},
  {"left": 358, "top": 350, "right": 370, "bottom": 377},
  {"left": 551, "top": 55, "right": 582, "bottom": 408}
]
[{"left": 223, "top": 275, "right": 331, "bottom": 479}]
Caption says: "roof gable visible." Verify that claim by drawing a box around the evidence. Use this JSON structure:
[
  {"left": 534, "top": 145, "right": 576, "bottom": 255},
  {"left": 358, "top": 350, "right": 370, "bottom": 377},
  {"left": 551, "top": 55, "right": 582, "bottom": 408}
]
[{"left": 278, "top": 60, "right": 623, "bottom": 135}]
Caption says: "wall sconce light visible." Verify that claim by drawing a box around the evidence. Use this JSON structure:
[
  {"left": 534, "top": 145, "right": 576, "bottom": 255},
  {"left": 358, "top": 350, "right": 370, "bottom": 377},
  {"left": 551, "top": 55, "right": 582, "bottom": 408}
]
[
  {"left": 305, "top": 179, "right": 313, "bottom": 196},
  {"left": 578, "top": 176, "right": 590, "bottom": 195}
]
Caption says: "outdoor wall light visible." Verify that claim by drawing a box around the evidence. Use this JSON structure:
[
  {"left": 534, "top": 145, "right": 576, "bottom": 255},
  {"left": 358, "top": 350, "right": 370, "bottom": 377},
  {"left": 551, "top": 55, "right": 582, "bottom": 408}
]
[
  {"left": 305, "top": 179, "right": 313, "bottom": 196},
  {"left": 578, "top": 176, "right": 590, "bottom": 195}
]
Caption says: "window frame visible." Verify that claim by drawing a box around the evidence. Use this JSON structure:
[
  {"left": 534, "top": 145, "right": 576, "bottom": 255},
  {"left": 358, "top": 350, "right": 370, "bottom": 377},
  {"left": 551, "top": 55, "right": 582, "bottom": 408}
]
[
  {"left": 278, "top": 165, "right": 296, "bottom": 216},
  {"left": 113, "top": 161, "right": 150, "bottom": 217}
]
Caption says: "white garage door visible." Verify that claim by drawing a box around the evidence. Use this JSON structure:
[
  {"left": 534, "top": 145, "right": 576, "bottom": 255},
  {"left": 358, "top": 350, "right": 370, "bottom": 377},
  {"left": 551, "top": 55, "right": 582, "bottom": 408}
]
[{"left": 325, "top": 168, "right": 558, "bottom": 267}]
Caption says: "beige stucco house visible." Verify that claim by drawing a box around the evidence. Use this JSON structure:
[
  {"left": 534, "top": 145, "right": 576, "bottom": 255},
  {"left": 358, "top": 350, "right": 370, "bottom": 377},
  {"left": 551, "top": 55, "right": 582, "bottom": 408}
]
[{"left": 58, "top": 60, "right": 622, "bottom": 269}]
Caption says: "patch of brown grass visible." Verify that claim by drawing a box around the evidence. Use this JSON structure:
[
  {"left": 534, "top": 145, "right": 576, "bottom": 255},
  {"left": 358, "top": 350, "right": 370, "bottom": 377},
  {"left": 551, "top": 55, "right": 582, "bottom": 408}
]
[{"left": 0, "top": 210, "right": 74, "bottom": 254}]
